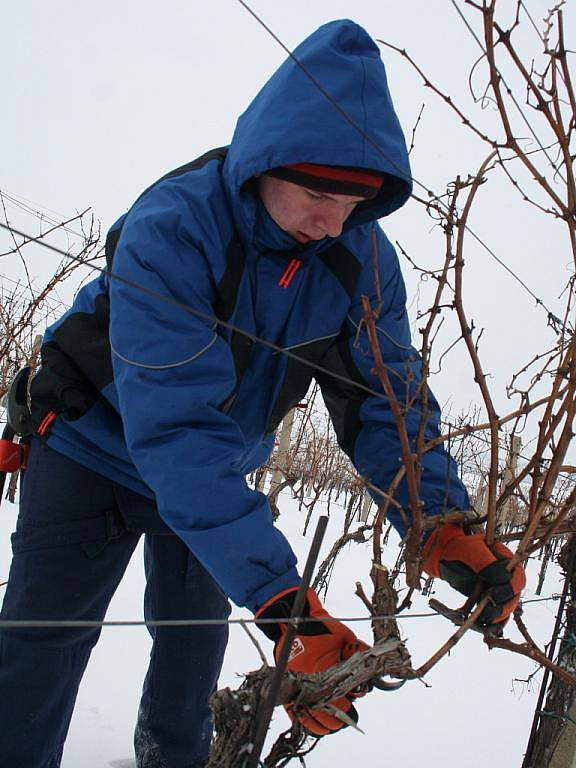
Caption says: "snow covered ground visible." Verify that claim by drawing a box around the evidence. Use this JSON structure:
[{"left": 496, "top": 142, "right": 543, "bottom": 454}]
[{"left": 0, "top": 487, "right": 562, "bottom": 767}]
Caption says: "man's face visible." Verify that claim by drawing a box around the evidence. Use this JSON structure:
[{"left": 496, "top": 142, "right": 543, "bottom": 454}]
[{"left": 258, "top": 175, "right": 367, "bottom": 244}]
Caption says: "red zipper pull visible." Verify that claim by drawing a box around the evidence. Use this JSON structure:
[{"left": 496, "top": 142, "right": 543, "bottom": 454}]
[{"left": 278, "top": 258, "right": 301, "bottom": 288}]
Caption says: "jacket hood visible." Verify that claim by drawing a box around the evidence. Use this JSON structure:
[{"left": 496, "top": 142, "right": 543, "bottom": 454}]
[{"left": 224, "top": 19, "right": 413, "bottom": 241}]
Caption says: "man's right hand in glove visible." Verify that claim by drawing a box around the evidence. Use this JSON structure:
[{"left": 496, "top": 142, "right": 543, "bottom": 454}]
[{"left": 255, "top": 586, "right": 369, "bottom": 736}]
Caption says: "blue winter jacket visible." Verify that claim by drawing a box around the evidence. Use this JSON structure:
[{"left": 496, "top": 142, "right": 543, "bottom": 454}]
[{"left": 30, "top": 20, "right": 470, "bottom": 610}]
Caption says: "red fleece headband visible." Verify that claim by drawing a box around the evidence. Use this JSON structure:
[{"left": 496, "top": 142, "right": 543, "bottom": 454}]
[{"left": 265, "top": 163, "right": 384, "bottom": 198}]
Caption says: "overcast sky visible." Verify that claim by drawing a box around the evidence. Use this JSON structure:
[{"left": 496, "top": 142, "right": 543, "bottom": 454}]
[{"left": 1, "top": 1, "right": 575, "bottom": 766}]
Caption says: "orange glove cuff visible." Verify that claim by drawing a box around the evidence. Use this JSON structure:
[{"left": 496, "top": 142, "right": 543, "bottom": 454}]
[{"left": 422, "top": 523, "right": 466, "bottom": 577}]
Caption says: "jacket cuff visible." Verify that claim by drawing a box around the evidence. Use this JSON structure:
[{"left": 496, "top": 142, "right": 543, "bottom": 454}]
[{"left": 246, "top": 567, "right": 301, "bottom": 614}]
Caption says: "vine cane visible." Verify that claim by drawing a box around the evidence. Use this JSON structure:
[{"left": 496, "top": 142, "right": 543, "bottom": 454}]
[{"left": 247, "top": 514, "right": 329, "bottom": 768}]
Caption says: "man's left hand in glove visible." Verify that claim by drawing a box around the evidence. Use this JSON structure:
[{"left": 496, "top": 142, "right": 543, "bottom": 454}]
[
  {"left": 422, "top": 523, "right": 526, "bottom": 626},
  {"left": 255, "top": 586, "right": 369, "bottom": 736}
]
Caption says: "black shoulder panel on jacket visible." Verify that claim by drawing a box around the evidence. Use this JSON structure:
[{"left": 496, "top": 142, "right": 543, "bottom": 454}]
[
  {"left": 105, "top": 226, "right": 122, "bottom": 272},
  {"left": 139, "top": 147, "right": 229, "bottom": 199},
  {"left": 105, "top": 147, "right": 229, "bottom": 271},
  {"left": 317, "top": 242, "right": 362, "bottom": 299},
  {"left": 215, "top": 233, "right": 253, "bottom": 413},
  {"left": 214, "top": 232, "right": 247, "bottom": 323}
]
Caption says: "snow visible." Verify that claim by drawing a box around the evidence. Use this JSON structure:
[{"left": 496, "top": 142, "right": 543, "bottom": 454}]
[{"left": 0, "top": 487, "right": 561, "bottom": 767}]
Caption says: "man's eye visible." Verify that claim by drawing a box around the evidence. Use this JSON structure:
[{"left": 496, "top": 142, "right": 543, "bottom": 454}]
[{"left": 306, "top": 191, "right": 323, "bottom": 200}]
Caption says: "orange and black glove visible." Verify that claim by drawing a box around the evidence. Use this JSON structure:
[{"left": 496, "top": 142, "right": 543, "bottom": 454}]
[
  {"left": 422, "top": 523, "right": 526, "bottom": 626},
  {"left": 255, "top": 587, "right": 369, "bottom": 736}
]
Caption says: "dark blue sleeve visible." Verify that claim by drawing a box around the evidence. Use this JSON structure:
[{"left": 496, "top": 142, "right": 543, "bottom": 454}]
[{"left": 108, "top": 187, "right": 299, "bottom": 611}]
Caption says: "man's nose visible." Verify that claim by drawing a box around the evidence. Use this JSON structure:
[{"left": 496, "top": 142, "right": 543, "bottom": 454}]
[{"left": 316, "top": 205, "right": 346, "bottom": 237}]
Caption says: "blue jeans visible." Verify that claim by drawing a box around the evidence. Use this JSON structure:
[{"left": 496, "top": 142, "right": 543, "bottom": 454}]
[{"left": 0, "top": 438, "right": 230, "bottom": 767}]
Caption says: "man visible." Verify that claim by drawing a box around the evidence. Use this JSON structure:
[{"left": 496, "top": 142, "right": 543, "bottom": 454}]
[{"left": 0, "top": 19, "right": 525, "bottom": 767}]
